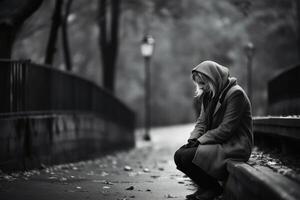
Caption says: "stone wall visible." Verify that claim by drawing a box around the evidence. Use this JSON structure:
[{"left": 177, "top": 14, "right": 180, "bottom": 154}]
[{"left": 0, "top": 112, "right": 135, "bottom": 172}]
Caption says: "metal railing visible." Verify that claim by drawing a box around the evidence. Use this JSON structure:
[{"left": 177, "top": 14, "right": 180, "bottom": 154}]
[
  {"left": 0, "top": 59, "right": 134, "bottom": 128},
  {"left": 268, "top": 64, "right": 300, "bottom": 115}
]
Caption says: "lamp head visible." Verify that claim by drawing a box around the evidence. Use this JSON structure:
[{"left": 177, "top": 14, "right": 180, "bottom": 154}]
[
  {"left": 245, "top": 42, "right": 255, "bottom": 57},
  {"left": 141, "top": 35, "right": 155, "bottom": 58}
]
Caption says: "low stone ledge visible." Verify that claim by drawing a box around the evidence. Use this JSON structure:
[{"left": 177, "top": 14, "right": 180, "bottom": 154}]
[
  {"left": 224, "top": 161, "right": 300, "bottom": 200},
  {"left": 253, "top": 117, "right": 300, "bottom": 153},
  {"left": 253, "top": 117, "right": 300, "bottom": 140}
]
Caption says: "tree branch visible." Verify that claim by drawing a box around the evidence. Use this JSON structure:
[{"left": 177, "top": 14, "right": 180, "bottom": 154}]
[{"left": 0, "top": 0, "right": 44, "bottom": 26}]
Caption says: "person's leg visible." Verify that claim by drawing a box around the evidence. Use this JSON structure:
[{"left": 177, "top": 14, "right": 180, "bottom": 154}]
[
  {"left": 175, "top": 146, "right": 205, "bottom": 199},
  {"left": 174, "top": 146, "right": 221, "bottom": 191},
  {"left": 174, "top": 144, "right": 187, "bottom": 170}
]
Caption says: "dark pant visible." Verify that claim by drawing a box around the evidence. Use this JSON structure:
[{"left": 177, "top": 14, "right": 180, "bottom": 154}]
[{"left": 174, "top": 145, "right": 221, "bottom": 190}]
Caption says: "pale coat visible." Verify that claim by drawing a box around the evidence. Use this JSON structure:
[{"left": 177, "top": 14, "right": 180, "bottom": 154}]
[{"left": 189, "top": 61, "right": 253, "bottom": 180}]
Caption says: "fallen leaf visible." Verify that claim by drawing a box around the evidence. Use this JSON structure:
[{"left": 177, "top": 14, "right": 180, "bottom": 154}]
[
  {"left": 3, "top": 175, "right": 16, "bottom": 181},
  {"left": 124, "top": 166, "right": 133, "bottom": 171},
  {"left": 101, "top": 171, "right": 109, "bottom": 177},
  {"left": 60, "top": 177, "right": 67, "bottom": 181},
  {"left": 72, "top": 166, "right": 78, "bottom": 170},
  {"left": 126, "top": 186, "right": 134, "bottom": 190},
  {"left": 143, "top": 168, "right": 150, "bottom": 173},
  {"left": 158, "top": 167, "right": 164, "bottom": 171},
  {"left": 165, "top": 194, "right": 177, "bottom": 198},
  {"left": 267, "top": 161, "right": 276, "bottom": 165},
  {"left": 101, "top": 180, "right": 114, "bottom": 185}
]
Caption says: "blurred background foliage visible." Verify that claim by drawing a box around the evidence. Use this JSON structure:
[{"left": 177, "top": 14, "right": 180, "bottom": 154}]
[{"left": 12, "top": 0, "right": 299, "bottom": 126}]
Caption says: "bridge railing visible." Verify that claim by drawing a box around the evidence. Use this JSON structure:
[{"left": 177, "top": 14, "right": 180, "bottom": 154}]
[
  {"left": 268, "top": 64, "right": 300, "bottom": 115},
  {"left": 0, "top": 59, "right": 134, "bottom": 129}
]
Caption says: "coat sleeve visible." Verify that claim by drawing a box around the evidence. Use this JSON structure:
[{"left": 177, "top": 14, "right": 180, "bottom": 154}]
[
  {"left": 197, "top": 90, "right": 247, "bottom": 144},
  {"left": 189, "top": 104, "right": 206, "bottom": 140}
]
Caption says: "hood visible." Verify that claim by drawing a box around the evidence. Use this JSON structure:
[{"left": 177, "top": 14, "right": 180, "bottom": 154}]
[{"left": 192, "top": 60, "right": 232, "bottom": 95}]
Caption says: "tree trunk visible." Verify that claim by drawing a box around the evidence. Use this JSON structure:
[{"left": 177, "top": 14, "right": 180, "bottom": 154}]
[
  {"left": 44, "top": 0, "right": 63, "bottom": 65},
  {"left": 0, "top": 0, "right": 43, "bottom": 59},
  {"left": 98, "top": 0, "right": 120, "bottom": 93},
  {"left": 296, "top": 0, "right": 300, "bottom": 59},
  {"left": 99, "top": 0, "right": 108, "bottom": 71},
  {"left": 108, "top": 0, "right": 120, "bottom": 91},
  {"left": 0, "top": 24, "right": 16, "bottom": 59},
  {"left": 61, "top": 0, "right": 73, "bottom": 71}
]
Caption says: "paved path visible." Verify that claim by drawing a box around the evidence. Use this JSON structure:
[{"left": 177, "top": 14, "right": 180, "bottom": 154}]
[{"left": 0, "top": 124, "right": 196, "bottom": 200}]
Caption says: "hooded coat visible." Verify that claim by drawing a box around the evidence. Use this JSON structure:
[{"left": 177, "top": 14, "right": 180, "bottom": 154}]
[{"left": 189, "top": 61, "right": 253, "bottom": 180}]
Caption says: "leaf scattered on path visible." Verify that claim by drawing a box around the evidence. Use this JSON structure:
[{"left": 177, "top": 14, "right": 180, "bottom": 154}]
[
  {"left": 158, "top": 167, "right": 164, "bottom": 171},
  {"left": 164, "top": 194, "right": 177, "bottom": 198},
  {"left": 101, "top": 171, "right": 109, "bottom": 177},
  {"left": 150, "top": 175, "right": 160, "bottom": 179},
  {"left": 99, "top": 180, "right": 114, "bottom": 185},
  {"left": 126, "top": 186, "right": 134, "bottom": 190},
  {"left": 124, "top": 166, "right": 133, "bottom": 171},
  {"left": 128, "top": 172, "right": 138, "bottom": 177},
  {"left": 143, "top": 168, "right": 150, "bottom": 173}
]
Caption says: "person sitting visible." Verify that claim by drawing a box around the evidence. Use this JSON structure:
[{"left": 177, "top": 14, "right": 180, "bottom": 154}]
[{"left": 174, "top": 60, "right": 253, "bottom": 200}]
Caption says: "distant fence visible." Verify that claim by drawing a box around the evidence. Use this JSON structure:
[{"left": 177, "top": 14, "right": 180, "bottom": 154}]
[
  {"left": 253, "top": 63, "right": 300, "bottom": 155},
  {"left": 0, "top": 59, "right": 135, "bottom": 171},
  {"left": 268, "top": 64, "right": 300, "bottom": 115}
]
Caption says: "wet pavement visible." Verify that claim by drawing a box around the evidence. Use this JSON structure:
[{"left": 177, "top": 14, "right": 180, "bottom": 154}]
[{"left": 0, "top": 124, "right": 196, "bottom": 200}]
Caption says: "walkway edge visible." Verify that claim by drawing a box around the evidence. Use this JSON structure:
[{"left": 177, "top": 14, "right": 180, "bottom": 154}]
[{"left": 224, "top": 161, "right": 300, "bottom": 200}]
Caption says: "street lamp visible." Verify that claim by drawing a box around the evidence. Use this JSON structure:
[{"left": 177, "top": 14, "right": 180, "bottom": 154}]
[
  {"left": 140, "top": 34, "right": 155, "bottom": 141},
  {"left": 244, "top": 42, "right": 255, "bottom": 103}
]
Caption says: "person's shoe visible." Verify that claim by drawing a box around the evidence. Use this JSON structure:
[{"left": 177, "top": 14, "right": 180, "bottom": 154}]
[
  {"left": 193, "top": 187, "right": 223, "bottom": 200},
  {"left": 185, "top": 187, "right": 207, "bottom": 199}
]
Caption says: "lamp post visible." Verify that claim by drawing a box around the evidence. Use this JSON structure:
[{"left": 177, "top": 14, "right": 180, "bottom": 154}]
[
  {"left": 140, "top": 34, "right": 155, "bottom": 141},
  {"left": 245, "top": 42, "right": 255, "bottom": 103}
]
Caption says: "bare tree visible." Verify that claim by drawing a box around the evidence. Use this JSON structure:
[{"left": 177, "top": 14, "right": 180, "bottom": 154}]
[
  {"left": 0, "top": 0, "right": 44, "bottom": 59},
  {"left": 44, "top": 0, "right": 63, "bottom": 65},
  {"left": 98, "top": 0, "right": 120, "bottom": 93},
  {"left": 296, "top": 0, "right": 300, "bottom": 58},
  {"left": 61, "top": 0, "right": 73, "bottom": 71}
]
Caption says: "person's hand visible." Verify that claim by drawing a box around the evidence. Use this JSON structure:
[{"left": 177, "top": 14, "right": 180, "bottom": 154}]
[{"left": 186, "top": 139, "right": 200, "bottom": 148}]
